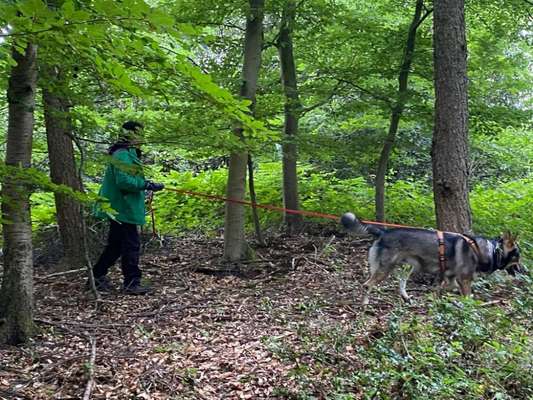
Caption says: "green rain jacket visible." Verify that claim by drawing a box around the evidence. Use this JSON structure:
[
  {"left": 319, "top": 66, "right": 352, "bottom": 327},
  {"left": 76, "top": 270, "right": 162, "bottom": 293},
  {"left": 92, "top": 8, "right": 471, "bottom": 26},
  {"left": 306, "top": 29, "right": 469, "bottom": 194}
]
[{"left": 94, "top": 147, "right": 147, "bottom": 225}]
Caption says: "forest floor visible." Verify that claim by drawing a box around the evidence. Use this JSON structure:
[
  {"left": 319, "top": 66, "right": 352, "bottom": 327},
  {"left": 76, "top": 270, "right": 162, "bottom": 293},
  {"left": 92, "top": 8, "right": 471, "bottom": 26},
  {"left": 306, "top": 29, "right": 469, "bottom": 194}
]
[{"left": 0, "top": 228, "right": 525, "bottom": 399}]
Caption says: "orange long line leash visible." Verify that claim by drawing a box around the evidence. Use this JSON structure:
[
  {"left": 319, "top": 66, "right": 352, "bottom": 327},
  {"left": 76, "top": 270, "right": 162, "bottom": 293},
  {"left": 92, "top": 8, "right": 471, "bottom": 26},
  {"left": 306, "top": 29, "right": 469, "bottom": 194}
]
[{"left": 164, "top": 187, "right": 420, "bottom": 230}]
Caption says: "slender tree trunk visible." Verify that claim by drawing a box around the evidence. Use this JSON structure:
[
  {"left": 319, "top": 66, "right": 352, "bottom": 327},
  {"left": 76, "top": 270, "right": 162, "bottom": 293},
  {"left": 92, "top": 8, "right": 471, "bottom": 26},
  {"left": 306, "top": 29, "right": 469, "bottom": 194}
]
[
  {"left": 0, "top": 44, "right": 38, "bottom": 344},
  {"left": 375, "top": 0, "right": 427, "bottom": 222},
  {"left": 432, "top": 0, "right": 472, "bottom": 233},
  {"left": 223, "top": 0, "right": 264, "bottom": 262},
  {"left": 278, "top": 0, "right": 303, "bottom": 234},
  {"left": 43, "top": 68, "right": 86, "bottom": 270},
  {"left": 247, "top": 155, "right": 266, "bottom": 246}
]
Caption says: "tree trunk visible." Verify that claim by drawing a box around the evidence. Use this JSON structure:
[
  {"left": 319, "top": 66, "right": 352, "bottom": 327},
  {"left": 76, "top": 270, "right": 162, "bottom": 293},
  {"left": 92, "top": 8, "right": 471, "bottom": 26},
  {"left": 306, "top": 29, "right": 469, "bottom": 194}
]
[
  {"left": 247, "top": 155, "right": 266, "bottom": 246},
  {"left": 223, "top": 0, "right": 264, "bottom": 262},
  {"left": 278, "top": 0, "right": 303, "bottom": 234},
  {"left": 0, "top": 44, "right": 38, "bottom": 345},
  {"left": 432, "top": 0, "right": 472, "bottom": 233},
  {"left": 43, "top": 68, "right": 86, "bottom": 270},
  {"left": 375, "top": 0, "right": 426, "bottom": 222}
]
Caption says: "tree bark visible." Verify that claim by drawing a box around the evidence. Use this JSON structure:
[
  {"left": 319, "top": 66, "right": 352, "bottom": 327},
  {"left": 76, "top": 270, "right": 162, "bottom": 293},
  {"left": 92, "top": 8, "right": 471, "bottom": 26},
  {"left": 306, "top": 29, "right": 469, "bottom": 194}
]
[
  {"left": 247, "top": 155, "right": 266, "bottom": 246},
  {"left": 43, "top": 68, "right": 86, "bottom": 270},
  {"left": 278, "top": 0, "right": 303, "bottom": 234},
  {"left": 223, "top": 0, "right": 264, "bottom": 261},
  {"left": 0, "top": 44, "right": 38, "bottom": 344},
  {"left": 375, "top": 0, "right": 426, "bottom": 222},
  {"left": 432, "top": 0, "right": 472, "bottom": 233}
]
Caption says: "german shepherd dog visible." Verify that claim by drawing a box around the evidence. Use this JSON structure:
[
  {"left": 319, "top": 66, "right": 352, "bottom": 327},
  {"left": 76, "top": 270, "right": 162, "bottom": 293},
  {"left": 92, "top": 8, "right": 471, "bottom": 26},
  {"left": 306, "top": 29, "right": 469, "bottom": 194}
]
[{"left": 341, "top": 212, "right": 521, "bottom": 304}]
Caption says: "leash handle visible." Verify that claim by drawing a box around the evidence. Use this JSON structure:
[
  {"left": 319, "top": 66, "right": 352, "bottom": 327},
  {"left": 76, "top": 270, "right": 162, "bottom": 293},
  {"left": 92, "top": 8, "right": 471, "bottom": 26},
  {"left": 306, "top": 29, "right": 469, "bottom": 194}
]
[{"left": 146, "top": 191, "right": 157, "bottom": 238}]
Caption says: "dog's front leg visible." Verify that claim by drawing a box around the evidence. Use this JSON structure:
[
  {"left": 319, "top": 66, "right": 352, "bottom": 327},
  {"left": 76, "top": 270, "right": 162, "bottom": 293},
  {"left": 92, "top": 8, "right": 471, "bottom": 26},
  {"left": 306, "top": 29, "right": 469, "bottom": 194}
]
[
  {"left": 457, "top": 275, "right": 473, "bottom": 297},
  {"left": 436, "top": 277, "right": 452, "bottom": 297}
]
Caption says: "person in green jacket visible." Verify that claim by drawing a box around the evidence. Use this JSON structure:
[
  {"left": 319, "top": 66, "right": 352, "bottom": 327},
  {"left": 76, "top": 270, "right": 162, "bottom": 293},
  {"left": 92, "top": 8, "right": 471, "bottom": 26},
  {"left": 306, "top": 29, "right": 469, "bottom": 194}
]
[{"left": 92, "top": 121, "right": 164, "bottom": 295}]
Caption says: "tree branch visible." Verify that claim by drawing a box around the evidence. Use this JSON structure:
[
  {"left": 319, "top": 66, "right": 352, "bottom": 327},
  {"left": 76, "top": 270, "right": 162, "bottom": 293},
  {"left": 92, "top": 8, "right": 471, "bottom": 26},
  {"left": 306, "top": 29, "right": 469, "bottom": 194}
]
[
  {"left": 82, "top": 337, "right": 97, "bottom": 400},
  {"left": 336, "top": 78, "right": 394, "bottom": 107},
  {"left": 300, "top": 82, "right": 343, "bottom": 115},
  {"left": 413, "top": 8, "right": 433, "bottom": 31}
]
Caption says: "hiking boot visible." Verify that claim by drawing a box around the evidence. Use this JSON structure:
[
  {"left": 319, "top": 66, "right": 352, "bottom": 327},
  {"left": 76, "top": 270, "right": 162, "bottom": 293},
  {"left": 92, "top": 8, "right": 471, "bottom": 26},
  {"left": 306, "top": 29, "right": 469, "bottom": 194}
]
[
  {"left": 122, "top": 281, "right": 151, "bottom": 295},
  {"left": 86, "top": 276, "right": 113, "bottom": 293}
]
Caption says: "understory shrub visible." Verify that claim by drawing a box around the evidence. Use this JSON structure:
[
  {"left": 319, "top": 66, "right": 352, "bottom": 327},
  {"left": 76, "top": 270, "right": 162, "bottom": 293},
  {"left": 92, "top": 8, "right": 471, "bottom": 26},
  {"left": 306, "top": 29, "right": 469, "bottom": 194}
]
[
  {"left": 27, "top": 162, "right": 532, "bottom": 263},
  {"left": 352, "top": 294, "right": 533, "bottom": 400},
  {"left": 267, "top": 288, "right": 533, "bottom": 400},
  {"left": 149, "top": 163, "right": 531, "bottom": 262}
]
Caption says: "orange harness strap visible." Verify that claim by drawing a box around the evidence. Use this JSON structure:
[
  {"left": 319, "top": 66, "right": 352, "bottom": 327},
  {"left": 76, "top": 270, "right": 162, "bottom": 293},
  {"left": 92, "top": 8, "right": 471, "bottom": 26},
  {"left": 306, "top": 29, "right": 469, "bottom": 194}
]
[
  {"left": 436, "top": 231, "right": 481, "bottom": 274},
  {"left": 437, "top": 230, "right": 447, "bottom": 273},
  {"left": 457, "top": 234, "right": 481, "bottom": 257}
]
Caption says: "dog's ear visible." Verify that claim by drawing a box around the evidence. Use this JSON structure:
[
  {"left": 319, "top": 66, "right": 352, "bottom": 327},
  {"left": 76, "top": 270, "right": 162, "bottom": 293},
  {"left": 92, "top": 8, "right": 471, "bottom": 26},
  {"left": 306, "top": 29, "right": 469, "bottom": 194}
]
[{"left": 502, "top": 231, "right": 518, "bottom": 249}]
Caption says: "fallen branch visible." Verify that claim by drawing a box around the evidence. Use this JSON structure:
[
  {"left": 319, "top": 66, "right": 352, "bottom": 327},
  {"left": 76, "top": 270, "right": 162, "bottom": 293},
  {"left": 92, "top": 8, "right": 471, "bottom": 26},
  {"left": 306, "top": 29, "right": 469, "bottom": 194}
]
[
  {"left": 35, "top": 318, "right": 90, "bottom": 340},
  {"left": 82, "top": 336, "right": 97, "bottom": 400},
  {"left": 317, "top": 235, "right": 336, "bottom": 258},
  {"left": 480, "top": 299, "right": 504, "bottom": 307},
  {"left": 35, "top": 268, "right": 86, "bottom": 280}
]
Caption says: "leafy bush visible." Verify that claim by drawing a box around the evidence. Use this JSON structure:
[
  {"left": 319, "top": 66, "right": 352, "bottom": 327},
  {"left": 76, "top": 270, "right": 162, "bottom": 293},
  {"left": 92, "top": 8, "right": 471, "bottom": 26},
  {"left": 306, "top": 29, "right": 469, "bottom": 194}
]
[
  {"left": 31, "top": 192, "right": 57, "bottom": 230},
  {"left": 471, "top": 179, "right": 533, "bottom": 261},
  {"left": 153, "top": 168, "right": 228, "bottom": 234},
  {"left": 352, "top": 293, "right": 533, "bottom": 400},
  {"left": 266, "top": 286, "right": 533, "bottom": 400},
  {"left": 27, "top": 162, "right": 531, "bottom": 263},
  {"left": 148, "top": 163, "right": 530, "bottom": 260}
]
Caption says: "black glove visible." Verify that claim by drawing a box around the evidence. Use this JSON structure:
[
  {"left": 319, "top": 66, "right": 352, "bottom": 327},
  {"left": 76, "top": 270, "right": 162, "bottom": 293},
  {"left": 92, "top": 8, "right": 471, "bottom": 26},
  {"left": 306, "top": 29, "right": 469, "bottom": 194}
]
[{"left": 145, "top": 180, "right": 165, "bottom": 192}]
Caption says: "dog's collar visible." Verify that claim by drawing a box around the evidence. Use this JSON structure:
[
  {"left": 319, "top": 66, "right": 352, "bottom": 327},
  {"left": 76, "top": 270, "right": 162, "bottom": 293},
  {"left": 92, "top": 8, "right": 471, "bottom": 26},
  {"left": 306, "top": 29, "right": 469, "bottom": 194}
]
[{"left": 478, "top": 241, "right": 504, "bottom": 273}]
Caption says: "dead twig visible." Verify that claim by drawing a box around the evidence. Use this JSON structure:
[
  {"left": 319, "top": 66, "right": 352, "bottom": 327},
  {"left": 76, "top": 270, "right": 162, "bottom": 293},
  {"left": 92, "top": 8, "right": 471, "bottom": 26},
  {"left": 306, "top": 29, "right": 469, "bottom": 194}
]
[
  {"left": 35, "top": 318, "right": 90, "bottom": 340},
  {"left": 35, "top": 268, "right": 86, "bottom": 280},
  {"left": 61, "top": 320, "right": 131, "bottom": 329},
  {"left": 480, "top": 299, "right": 504, "bottom": 307},
  {"left": 82, "top": 336, "right": 97, "bottom": 400},
  {"left": 317, "top": 235, "right": 336, "bottom": 258}
]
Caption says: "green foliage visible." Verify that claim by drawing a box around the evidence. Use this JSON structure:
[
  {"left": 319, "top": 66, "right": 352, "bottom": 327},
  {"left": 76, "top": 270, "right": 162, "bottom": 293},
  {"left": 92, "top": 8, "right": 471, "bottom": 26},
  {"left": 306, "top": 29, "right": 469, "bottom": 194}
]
[
  {"left": 471, "top": 179, "right": 533, "bottom": 260},
  {"left": 266, "top": 288, "right": 533, "bottom": 399},
  {"left": 352, "top": 294, "right": 533, "bottom": 399},
  {"left": 153, "top": 169, "right": 228, "bottom": 233},
  {"left": 30, "top": 192, "right": 56, "bottom": 230},
  {"left": 470, "top": 127, "right": 533, "bottom": 183},
  {"left": 143, "top": 163, "right": 531, "bottom": 264}
]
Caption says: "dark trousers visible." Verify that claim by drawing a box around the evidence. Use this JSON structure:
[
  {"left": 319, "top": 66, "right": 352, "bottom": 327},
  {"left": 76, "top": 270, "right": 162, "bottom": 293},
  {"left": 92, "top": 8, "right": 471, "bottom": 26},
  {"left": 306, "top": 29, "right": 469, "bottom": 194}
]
[{"left": 93, "top": 220, "right": 141, "bottom": 285}]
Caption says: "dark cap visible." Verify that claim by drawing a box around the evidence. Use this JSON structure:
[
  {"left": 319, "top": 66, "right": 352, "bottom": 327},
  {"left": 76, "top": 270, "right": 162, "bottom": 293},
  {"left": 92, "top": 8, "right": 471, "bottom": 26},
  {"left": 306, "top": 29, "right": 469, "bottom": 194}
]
[{"left": 122, "top": 121, "right": 144, "bottom": 131}]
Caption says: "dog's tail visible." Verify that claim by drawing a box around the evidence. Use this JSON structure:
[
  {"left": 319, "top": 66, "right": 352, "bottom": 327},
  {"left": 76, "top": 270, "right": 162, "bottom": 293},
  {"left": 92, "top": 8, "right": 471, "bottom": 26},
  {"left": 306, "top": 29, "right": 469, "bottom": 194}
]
[{"left": 340, "top": 212, "right": 383, "bottom": 237}]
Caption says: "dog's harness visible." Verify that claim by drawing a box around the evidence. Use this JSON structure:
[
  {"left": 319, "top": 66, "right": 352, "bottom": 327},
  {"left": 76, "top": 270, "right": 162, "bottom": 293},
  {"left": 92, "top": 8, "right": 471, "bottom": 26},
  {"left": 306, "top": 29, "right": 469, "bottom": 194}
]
[
  {"left": 436, "top": 230, "right": 481, "bottom": 273},
  {"left": 437, "top": 231, "right": 447, "bottom": 273}
]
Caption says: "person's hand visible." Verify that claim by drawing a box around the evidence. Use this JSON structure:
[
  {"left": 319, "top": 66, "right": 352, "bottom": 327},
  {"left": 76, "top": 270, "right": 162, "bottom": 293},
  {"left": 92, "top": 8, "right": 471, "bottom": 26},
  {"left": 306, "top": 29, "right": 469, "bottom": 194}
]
[{"left": 145, "top": 180, "right": 165, "bottom": 192}]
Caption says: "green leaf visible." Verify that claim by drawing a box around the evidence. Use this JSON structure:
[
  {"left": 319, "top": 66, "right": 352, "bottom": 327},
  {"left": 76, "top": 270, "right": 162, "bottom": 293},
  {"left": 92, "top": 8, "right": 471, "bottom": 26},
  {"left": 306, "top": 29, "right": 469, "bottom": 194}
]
[
  {"left": 61, "top": 0, "right": 75, "bottom": 19},
  {"left": 18, "top": 0, "right": 49, "bottom": 18},
  {"left": 148, "top": 11, "right": 174, "bottom": 28}
]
